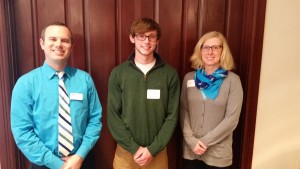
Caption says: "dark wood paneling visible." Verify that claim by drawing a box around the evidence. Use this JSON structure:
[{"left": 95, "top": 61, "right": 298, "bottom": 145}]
[
  {"left": 238, "top": 0, "right": 267, "bottom": 168},
  {"left": 14, "top": 0, "right": 35, "bottom": 75},
  {"left": 199, "top": 0, "right": 226, "bottom": 34},
  {"left": 0, "top": 0, "right": 266, "bottom": 168},
  {"left": 180, "top": 0, "right": 199, "bottom": 78},
  {"left": 116, "top": 0, "right": 136, "bottom": 63},
  {"left": 85, "top": 1, "right": 117, "bottom": 168},
  {"left": 158, "top": 0, "right": 182, "bottom": 70},
  {"left": 0, "top": 0, "right": 18, "bottom": 169},
  {"left": 67, "top": 0, "right": 85, "bottom": 70},
  {"left": 225, "top": 0, "right": 244, "bottom": 74}
]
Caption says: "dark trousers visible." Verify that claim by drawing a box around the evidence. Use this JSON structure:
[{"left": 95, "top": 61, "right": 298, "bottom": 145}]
[
  {"left": 29, "top": 151, "right": 95, "bottom": 169},
  {"left": 183, "top": 159, "right": 231, "bottom": 169}
]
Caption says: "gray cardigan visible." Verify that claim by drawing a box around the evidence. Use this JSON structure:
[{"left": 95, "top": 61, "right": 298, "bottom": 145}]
[{"left": 180, "top": 71, "right": 243, "bottom": 167}]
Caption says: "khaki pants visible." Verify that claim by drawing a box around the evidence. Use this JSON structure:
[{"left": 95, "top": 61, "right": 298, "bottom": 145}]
[{"left": 113, "top": 144, "right": 168, "bottom": 169}]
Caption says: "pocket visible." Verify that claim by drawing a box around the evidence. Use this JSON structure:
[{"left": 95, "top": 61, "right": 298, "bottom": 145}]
[
  {"left": 208, "top": 143, "right": 231, "bottom": 158},
  {"left": 116, "top": 144, "right": 131, "bottom": 155},
  {"left": 71, "top": 101, "right": 87, "bottom": 120},
  {"left": 70, "top": 98, "right": 88, "bottom": 140}
]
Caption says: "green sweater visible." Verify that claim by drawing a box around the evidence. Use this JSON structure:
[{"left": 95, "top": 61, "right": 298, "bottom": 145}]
[{"left": 108, "top": 52, "right": 180, "bottom": 156}]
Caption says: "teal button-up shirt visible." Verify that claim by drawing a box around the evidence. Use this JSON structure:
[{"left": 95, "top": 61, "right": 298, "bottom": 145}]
[{"left": 11, "top": 62, "right": 102, "bottom": 169}]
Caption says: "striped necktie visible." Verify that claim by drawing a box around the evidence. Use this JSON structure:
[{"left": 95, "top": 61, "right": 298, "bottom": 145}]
[{"left": 57, "top": 71, "right": 74, "bottom": 157}]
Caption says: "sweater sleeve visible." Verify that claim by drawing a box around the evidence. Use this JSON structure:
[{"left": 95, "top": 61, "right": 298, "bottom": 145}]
[
  {"left": 147, "top": 70, "right": 180, "bottom": 156},
  {"left": 200, "top": 74, "right": 243, "bottom": 147},
  {"left": 107, "top": 69, "right": 140, "bottom": 154}
]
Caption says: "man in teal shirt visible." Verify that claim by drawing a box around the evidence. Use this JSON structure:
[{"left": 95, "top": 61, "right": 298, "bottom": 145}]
[{"left": 11, "top": 22, "right": 102, "bottom": 169}]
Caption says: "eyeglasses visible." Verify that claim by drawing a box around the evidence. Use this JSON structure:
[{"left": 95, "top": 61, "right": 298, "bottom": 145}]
[
  {"left": 202, "top": 45, "right": 223, "bottom": 51},
  {"left": 135, "top": 34, "right": 158, "bottom": 42}
]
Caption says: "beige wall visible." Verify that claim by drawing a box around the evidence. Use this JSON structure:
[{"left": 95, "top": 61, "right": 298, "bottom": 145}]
[{"left": 252, "top": 0, "right": 300, "bottom": 169}]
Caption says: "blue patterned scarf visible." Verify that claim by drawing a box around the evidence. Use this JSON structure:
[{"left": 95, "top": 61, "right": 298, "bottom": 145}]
[{"left": 195, "top": 68, "right": 228, "bottom": 100}]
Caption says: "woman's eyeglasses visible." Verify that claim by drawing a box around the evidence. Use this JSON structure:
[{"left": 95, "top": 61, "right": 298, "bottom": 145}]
[{"left": 202, "top": 45, "right": 223, "bottom": 52}]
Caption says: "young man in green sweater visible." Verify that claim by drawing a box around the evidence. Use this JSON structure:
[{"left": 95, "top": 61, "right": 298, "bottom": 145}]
[{"left": 107, "top": 18, "right": 180, "bottom": 169}]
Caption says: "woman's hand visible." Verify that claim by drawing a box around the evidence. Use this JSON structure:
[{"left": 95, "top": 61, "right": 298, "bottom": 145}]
[{"left": 193, "top": 140, "right": 207, "bottom": 155}]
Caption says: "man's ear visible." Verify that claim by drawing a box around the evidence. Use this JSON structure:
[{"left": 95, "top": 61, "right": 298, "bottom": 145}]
[
  {"left": 129, "top": 34, "right": 135, "bottom": 44},
  {"left": 39, "top": 38, "right": 45, "bottom": 50}
]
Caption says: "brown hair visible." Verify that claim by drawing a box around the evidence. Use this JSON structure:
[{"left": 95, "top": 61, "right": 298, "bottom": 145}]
[
  {"left": 129, "top": 18, "right": 161, "bottom": 39},
  {"left": 40, "top": 22, "right": 73, "bottom": 44}
]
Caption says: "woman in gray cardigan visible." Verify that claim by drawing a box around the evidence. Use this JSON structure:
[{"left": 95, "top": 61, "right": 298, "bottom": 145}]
[{"left": 180, "top": 31, "right": 243, "bottom": 169}]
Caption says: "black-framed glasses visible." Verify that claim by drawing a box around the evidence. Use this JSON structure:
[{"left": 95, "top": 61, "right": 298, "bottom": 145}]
[
  {"left": 202, "top": 45, "right": 223, "bottom": 51},
  {"left": 135, "top": 34, "right": 158, "bottom": 42}
]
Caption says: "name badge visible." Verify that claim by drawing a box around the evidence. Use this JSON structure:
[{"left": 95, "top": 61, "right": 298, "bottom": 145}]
[
  {"left": 70, "top": 93, "right": 83, "bottom": 100},
  {"left": 187, "top": 80, "right": 195, "bottom": 88},
  {"left": 147, "top": 89, "right": 160, "bottom": 99}
]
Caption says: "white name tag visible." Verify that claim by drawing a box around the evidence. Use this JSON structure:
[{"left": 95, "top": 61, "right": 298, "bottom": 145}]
[
  {"left": 187, "top": 80, "right": 195, "bottom": 88},
  {"left": 147, "top": 89, "right": 160, "bottom": 99},
  {"left": 70, "top": 93, "right": 83, "bottom": 100}
]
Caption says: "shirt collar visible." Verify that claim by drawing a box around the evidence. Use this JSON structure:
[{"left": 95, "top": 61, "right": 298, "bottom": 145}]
[{"left": 42, "top": 61, "right": 71, "bottom": 79}]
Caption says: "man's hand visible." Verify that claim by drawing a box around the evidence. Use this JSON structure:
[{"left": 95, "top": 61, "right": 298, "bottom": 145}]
[
  {"left": 193, "top": 140, "right": 207, "bottom": 155},
  {"left": 60, "top": 154, "right": 84, "bottom": 169},
  {"left": 133, "top": 147, "right": 153, "bottom": 166}
]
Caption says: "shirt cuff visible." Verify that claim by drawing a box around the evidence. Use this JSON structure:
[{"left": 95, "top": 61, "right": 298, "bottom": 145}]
[
  {"left": 45, "top": 156, "right": 64, "bottom": 169},
  {"left": 76, "top": 145, "right": 90, "bottom": 159}
]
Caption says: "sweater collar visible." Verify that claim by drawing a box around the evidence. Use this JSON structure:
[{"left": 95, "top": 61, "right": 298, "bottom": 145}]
[{"left": 128, "top": 52, "right": 164, "bottom": 67}]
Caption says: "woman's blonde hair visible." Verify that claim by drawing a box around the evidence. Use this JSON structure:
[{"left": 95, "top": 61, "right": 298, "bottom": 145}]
[{"left": 190, "top": 31, "right": 235, "bottom": 70}]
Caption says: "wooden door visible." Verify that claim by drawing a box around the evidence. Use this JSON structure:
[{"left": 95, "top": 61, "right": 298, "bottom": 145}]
[{"left": 0, "top": 0, "right": 266, "bottom": 168}]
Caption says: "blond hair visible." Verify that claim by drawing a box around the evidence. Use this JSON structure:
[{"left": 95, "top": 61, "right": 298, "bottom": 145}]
[{"left": 190, "top": 31, "right": 235, "bottom": 70}]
